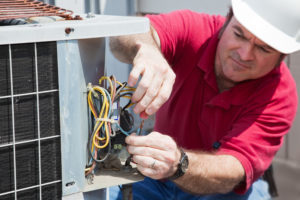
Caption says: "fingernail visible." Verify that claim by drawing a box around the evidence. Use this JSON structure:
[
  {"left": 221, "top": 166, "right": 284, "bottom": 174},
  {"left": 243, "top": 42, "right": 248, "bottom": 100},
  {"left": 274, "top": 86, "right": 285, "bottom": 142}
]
[
  {"left": 146, "top": 108, "right": 153, "bottom": 115},
  {"left": 140, "top": 112, "right": 149, "bottom": 119},
  {"left": 133, "top": 107, "right": 139, "bottom": 114},
  {"left": 128, "top": 80, "right": 134, "bottom": 87}
]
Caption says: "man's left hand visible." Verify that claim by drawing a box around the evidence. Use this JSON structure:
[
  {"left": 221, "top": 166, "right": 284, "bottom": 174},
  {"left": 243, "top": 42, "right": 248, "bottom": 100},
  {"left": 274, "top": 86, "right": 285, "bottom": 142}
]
[{"left": 126, "top": 131, "right": 181, "bottom": 179}]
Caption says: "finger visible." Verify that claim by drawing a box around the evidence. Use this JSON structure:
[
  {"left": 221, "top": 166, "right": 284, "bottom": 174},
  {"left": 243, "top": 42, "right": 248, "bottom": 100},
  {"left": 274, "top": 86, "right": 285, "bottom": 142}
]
[
  {"left": 135, "top": 158, "right": 169, "bottom": 179},
  {"left": 145, "top": 74, "right": 174, "bottom": 115},
  {"left": 126, "top": 132, "right": 176, "bottom": 151},
  {"left": 132, "top": 69, "right": 153, "bottom": 109},
  {"left": 137, "top": 74, "right": 163, "bottom": 115},
  {"left": 140, "top": 111, "right": 149, "bottom": 119},
  {"left": 136, "top": 164, "right": 157, "bottom": 178},
  {"left": 132, "top": 155, "right": 157, "bottom": 169},
  {"left": 127, "top": 145, "right": 173, "bottom": 163},
  {"left": 128, "top": 65, "right": 144, "bottom": 87}
]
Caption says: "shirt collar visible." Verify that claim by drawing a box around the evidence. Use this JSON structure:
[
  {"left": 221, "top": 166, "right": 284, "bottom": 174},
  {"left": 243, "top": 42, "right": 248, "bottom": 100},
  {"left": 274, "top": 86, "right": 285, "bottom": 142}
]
[
  {"left": 207, "top": 67, "right": 281, "bottom": 110},
  {"left": 197, "top": 32, "right": 220, "bottom": 92}
]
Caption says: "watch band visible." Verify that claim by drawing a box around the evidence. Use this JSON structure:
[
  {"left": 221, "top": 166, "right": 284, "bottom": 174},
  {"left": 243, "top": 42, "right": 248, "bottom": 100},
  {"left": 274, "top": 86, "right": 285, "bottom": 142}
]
[{"left": 169, "top": 148, "right": 189, "bottom": 180}]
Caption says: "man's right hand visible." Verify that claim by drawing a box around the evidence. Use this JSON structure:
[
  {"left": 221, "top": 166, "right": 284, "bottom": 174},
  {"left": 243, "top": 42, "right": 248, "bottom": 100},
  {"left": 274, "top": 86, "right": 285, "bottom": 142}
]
[
  {"left": 129, "top": 43, "right": 175, "bottom": 118},
  {"left": 109, "top": 25, "right": 175, "bottom": 118}
]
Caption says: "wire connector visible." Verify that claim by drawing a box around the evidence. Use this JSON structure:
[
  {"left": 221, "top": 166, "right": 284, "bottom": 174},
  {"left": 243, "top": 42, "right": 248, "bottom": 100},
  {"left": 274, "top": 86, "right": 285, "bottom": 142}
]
[
  {"left": 87, "top": 83, "right": 99, "bottom": 98},
  {"left": 96, "top": 118, "right": 118, "bottom": 124}
]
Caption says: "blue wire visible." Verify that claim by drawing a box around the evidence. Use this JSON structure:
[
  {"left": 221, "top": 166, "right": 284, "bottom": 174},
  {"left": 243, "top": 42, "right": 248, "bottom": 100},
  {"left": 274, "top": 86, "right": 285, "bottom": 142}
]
[
  {"left": 104, "top": 87, "right": 136, "bottom": 136},
  {"left": 114, "top": 123, "right": 135, "bottom": 136},
  {"left": 93, "top": 86, "right": 135, "bottom": 142},
  {"left": 103, "top": 88, "right": 112, "bottom": 117}
]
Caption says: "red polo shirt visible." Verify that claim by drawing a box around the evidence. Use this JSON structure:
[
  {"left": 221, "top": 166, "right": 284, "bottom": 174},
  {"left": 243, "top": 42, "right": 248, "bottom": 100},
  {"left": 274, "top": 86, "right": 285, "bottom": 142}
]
[{"left": 147, "top": 10, "right": 298, "bottom": 193}]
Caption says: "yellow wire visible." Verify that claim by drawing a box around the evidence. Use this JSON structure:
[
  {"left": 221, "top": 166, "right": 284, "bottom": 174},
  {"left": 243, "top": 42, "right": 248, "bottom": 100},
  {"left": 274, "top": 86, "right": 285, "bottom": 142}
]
[
  {"left": 99, "top": 76, "right": 114, "bottom": 100},
  {"left": 116, "top": 80, "right": 124, "bottom": 86},
  {"left": 116, "top": 80, "right": 136, "bottom": 92},
  {"left": 94, "top": 87, "right": 110, "bottom": 146},
  {"left": 88, "top": 85, "right": 110, "bottom": 151},
  {"left": 126, "top": 103, "right": 135, "bottom": 108},
  {"left": 87, "top": 76, "right": 136, "bottom": 171},
  {"left": 121, "top": 88, "right": 136, "bottom": 92},
  {"left": 88, "top": 89, "right": 106, "bottom": 139}
]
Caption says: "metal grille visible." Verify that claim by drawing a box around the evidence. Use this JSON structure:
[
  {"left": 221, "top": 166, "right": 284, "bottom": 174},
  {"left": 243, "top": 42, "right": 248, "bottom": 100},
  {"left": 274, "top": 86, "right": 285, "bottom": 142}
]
[
  {"left": 0, "top": 42, "right": 62, "bottom": 200},
  {"left": 0, "top": 0, "right": 75, "bottom": 20}
]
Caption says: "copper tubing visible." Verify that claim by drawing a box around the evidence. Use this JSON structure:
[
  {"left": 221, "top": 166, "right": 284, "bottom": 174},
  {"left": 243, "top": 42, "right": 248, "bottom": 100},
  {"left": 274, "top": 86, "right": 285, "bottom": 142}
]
[{"left": 0, "top": 0, "right": 77, "bottom": 20}]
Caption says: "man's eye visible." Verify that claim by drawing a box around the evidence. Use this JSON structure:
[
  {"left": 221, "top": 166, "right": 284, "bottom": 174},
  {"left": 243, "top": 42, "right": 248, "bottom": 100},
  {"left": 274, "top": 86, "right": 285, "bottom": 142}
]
[
  {"left": 258, "top": 46, "right": 270, "bottom": 53},
  {"left": 234, "top": 32, "right": 242, "bottom": 38}
]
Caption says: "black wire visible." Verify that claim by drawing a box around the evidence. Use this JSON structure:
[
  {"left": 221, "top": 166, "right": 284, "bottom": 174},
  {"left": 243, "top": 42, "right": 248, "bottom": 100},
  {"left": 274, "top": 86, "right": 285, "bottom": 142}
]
[
  {"left": 115, "top": 82, "right": 127, "bottom": 98},
  {"left": 120, "top": 109, "right": 134, "bottom": 131},
  {"left": 87, "top": 85, "right": 115, "bottom": 163},
  {"left": 87, "top": 81, "right": 135, "bottom": 165},
  {"left": 115, "top": 92, "right": 133, "bottom": 103},
  {"left": 88, "top": 146, "right": 111, "bottom": 163},
  {"left": 88, "top": 126, "right": 111, "bottom": 163},
  {"left": 118, "top": 92, "right": 133, "bottom": 98},
  {"left": 116, "top": 82, "right": 127, "bottom": 91},
  {"left": 123, "top": 100, "right": 132, "bottom": 111},
  {"left": 113, "top": 92, "right": 133, "bottom": 111}
]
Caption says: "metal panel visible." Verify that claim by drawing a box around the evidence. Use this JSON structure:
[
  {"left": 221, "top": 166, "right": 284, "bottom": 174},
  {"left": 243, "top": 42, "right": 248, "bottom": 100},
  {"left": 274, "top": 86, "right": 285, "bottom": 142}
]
[
  {"left": 56, "top": 0, "right": 135, "bottom": 15},
  {"left": 58, "top": 37, "right": 145, "bottom": 197},
  {"left": 57, "top": 37, "right": 106, "bottom": 196},
  {"left": 42, "top": 0, "right": 55, "bottom": 5},
  {"left": 85, "top": 0, "right": 101, "bottom": 14},
  {"left": 57, "top": 40, "right": 89, "bottom": 196},
  {"left": 0, "top": 13, "right": 149, "bottom": 199},
  {"left": 103, "top": 0, "right": 139, "bottom": 101},
  {"left": 0, "top": 15, "right": 149, "bottom": 45},
  {"left": 273, "top": 160, "right": 300, "bottom": 200},
  {"left": 287, "top": 51, "right": 300, "bottom": 164},
  {"left": 276, "top": 56, "right": 292, "bottom": 160},
  {"left": 55, "top": 0, "right": 85, "bottom": 14},
  {"left": 276, "top": 138, "right": 287, "bottom": 159},
  {"left": 137, "top": 0, "right": 231, "bottom": 15}
]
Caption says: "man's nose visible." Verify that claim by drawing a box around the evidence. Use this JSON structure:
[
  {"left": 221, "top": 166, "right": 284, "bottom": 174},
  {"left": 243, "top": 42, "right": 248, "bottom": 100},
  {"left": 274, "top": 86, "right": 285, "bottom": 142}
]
[{"left": 237, "top": 43, "right": 255, "bottom": 61}]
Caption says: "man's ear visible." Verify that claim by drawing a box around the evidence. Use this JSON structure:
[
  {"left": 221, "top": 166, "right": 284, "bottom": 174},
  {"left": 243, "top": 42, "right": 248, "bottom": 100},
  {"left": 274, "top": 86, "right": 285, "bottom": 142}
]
[{"left": 277, "top": 54, "right": 287, "bottom": 67}]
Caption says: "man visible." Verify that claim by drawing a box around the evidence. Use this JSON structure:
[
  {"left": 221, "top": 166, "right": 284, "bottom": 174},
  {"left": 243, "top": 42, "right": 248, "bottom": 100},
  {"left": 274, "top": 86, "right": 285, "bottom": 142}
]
[{"left": 109, "top": 0, "right": 300, "bottom": 199}]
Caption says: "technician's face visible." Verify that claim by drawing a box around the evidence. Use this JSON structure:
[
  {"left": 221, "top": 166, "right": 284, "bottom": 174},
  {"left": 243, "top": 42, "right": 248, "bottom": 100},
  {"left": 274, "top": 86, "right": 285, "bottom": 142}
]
[{"left": 215, "top": 17, "right": 282, "bottom": 87}]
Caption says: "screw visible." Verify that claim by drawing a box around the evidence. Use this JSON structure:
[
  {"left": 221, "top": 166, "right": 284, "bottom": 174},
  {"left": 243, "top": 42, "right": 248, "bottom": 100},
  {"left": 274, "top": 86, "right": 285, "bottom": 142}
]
[
  {"left": 65, "top": 27, "right": 74, "bottom": 34},
  {"left": 87, "top": 12, "right": 95, "bottom": 18},
  {"left": 74, "top": 15, "right": 83, "bottom": 20}
]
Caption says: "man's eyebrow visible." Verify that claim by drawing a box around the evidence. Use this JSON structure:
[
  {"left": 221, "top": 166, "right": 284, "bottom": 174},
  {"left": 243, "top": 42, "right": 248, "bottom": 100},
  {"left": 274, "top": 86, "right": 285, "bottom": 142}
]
[
  {"left": 232, "top": 25, "right": 276, "bottom": 51},
  {"left": 258, "top": 44, "right": 276, "bottom": 51},
  {"left": 233, "top": 25, "right": 244, "bottom": 35}
]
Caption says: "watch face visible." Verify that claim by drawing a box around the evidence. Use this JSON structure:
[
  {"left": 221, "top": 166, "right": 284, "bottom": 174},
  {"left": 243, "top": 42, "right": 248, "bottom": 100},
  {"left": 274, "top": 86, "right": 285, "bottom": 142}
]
[
  {"left": 169, "top": 150, "right": 189, "bottom": 180},
  {"left": 181, "top": 155, "right": 189, "bottom": 173}
]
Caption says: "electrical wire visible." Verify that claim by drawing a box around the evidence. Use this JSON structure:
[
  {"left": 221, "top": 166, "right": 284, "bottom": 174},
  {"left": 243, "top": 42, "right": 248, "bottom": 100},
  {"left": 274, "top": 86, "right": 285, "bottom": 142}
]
[{"left": 85, "top": 75, "right": 137, "bottom": 176}]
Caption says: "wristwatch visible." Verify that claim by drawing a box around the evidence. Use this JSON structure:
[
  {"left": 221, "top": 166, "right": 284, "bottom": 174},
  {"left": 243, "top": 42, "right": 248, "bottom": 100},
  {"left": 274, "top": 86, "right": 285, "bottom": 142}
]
[{"left": 169, "top": 148, "right": 189, "bottom": 180}]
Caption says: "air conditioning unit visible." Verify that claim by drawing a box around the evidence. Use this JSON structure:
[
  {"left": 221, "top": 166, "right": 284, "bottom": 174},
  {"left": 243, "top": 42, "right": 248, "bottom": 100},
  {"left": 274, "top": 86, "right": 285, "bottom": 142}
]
[{"left": 0, "top": 14, "right": 148, "bottom": 200}]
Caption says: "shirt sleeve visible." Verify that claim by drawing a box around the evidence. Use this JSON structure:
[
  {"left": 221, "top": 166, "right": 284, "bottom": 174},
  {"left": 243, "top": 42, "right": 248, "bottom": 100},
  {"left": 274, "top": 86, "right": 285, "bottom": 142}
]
[
  {"left": 146, "top": 10, "right": 225, "bottom": 68},
  {"left": 217, "top": 67, "right": 298, "bottom": 194}
]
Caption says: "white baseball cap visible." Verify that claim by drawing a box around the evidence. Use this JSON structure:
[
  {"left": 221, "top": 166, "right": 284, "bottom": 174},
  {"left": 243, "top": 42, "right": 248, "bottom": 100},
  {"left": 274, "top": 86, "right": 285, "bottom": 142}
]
[{"left": 232, "top": 0, "right": 300, "bottom": 54}]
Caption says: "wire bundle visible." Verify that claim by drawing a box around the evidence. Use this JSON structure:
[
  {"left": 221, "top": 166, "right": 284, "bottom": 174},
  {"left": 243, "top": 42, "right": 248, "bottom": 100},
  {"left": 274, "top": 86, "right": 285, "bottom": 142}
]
[{"left": 85, "top": 76, "right": 135, "bottom": 176}]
